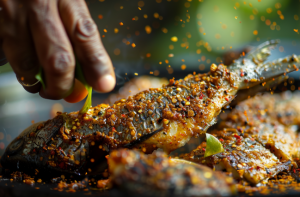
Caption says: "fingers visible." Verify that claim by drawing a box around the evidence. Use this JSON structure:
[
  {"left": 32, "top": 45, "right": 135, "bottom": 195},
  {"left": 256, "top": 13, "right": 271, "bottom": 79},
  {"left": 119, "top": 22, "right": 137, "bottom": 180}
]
[
  {"left": 0, "top": 4, "right": 40, "bottom": 93},
  {"left": 28, "top": 0, "right": 75, "bottom": 99},
  {"left": 2, "top": 37, "right": 41, "bottom": 94},
  {"left": 58, "top": 0, "right": 115, "bottom": 93}
]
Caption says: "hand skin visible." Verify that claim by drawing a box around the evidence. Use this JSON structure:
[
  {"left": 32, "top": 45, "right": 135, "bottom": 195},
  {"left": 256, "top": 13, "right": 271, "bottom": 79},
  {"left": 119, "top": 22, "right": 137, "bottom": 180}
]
[{"left": 0, "top": 0, "right": 116, "bottom": 100}]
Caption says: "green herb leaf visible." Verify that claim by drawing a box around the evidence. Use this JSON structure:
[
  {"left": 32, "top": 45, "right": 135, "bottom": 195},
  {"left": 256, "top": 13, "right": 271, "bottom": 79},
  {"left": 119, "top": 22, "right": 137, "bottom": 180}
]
[
  {"left": 75, "top": 59, "right": 92, "bottom": 114},
  {"left": 79, "top": 86, "right": 92, "bottom": 114},
  {"left": 204, "top": 133, "right": 224, "bottom": 157},
  {"left": 35, "top": 68, "right": 46, "bottom": 89}
]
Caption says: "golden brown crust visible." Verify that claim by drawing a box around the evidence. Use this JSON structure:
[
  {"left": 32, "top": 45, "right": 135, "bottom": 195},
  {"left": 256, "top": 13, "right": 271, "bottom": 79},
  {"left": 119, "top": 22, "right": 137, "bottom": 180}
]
[
  {"left": 108, "top": 149, "right": 236, "bottom": 196},
  {"left": 181, "top": 93, "right": 300, "bottom": 185}
]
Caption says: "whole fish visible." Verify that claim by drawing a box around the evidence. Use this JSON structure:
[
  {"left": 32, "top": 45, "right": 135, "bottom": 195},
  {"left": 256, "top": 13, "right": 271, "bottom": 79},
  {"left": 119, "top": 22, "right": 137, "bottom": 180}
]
[
  {"left": 1, "top": 40, "right": 300, "bottom": 177},
  {"left": 108, "top": 149, "right": 236, "bottom": 196}
]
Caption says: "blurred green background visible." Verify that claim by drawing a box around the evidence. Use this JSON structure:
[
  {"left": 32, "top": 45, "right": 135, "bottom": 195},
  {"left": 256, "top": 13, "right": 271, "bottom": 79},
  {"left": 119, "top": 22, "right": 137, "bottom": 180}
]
[
  {"left": 86, "top": 0, "right": 300, "bottom": 72},
  {"left": 1, "top": 0, "right": 300, "bottom": 75}
]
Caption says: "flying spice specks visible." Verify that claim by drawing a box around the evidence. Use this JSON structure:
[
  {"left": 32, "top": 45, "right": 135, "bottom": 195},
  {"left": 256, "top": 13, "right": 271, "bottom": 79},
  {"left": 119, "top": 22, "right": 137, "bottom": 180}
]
[
  {"left": 294, "top": 29, "right": 299, "bottom": 34},
  {"left": 162, "top": 28, "right": 168, "bottom": 33},
  {"left": 114, "top": 48, "right": 120, "bottom": 55},
  {"left": 253, "top": 30, "right": 258, "bottom": 35},
  {"left": 153, "top": 70, "right": 160, "bottom": 76},
  {"left": 145, "top": 25, "right": 152, "bottom": 34},
  {"left": 171, "top": 36, "right": 178, "bottom": 42}
]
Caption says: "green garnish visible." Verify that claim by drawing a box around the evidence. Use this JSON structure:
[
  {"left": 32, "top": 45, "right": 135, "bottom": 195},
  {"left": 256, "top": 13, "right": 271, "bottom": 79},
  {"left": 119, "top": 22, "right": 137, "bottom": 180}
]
[
  {"left": 204, "top": 133, "right": 224, "bottom": 157},
  {"left": 35, "top": 68, "right": 46, "bottom": 89},
  {"left": 74, "top": 60, "right": 92, "bottom": 114},
  {"left": 35, "top": 60, "right": 92, "bottom": 115}
]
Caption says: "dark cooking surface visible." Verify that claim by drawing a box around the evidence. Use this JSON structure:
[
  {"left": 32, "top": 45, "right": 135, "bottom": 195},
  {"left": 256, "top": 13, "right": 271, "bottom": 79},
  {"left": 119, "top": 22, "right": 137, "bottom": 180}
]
[{"left": 1, "top": 175, "right": 300, "bottom": 197}]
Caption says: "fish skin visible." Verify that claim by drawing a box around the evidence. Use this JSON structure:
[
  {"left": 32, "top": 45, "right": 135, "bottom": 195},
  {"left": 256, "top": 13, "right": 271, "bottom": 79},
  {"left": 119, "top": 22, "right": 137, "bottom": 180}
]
[
  {"left": 220, "top": 92, "right": 299, "bottom": 165},
  {"left": 181, "top": 92, "right": 300, "bottom": 185},
  {"left": 1, "top": 64, "right": 239, "bottom": 176},
  {"left": 181, "top": 128, "right": 292, "bottom": 185},
  {"left": 108, "top": 149, "right": 236, "bottom": 196},
  {"left": 2, "top": 41, "right": 300, "bottom": 177}
]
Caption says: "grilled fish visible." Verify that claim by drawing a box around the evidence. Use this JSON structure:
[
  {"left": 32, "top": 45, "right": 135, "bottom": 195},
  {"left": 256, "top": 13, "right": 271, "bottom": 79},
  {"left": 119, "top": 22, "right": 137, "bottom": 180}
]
[
  {"left": 181, "top": 93, "right": 300, "bottom": 185},
  {"left": 181, "top": 128, "right": 292, "bottom": 185},
  {"left": 1, "top": 40, "right": 300, "bottom": 177},
  {"left": 220, "top": 92, "right": 299, "bottom": 164},
  {"left": 108, "top": 149, "right": 236, "bottom": 196}
]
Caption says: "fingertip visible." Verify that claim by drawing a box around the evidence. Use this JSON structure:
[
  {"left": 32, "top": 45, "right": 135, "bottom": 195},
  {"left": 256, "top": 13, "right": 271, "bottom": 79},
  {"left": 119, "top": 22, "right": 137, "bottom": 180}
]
[
  {"left": 39, "top": 88, "right": 48, "bottom": 99},
  {"left": 94, "top": 74, "right": 116, "bottom": 93}
]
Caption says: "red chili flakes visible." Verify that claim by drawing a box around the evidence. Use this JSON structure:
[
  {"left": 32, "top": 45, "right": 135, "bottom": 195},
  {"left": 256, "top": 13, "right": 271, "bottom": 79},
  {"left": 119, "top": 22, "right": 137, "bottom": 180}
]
[
  {"left": 219, "top": 138, "right": 224, "bottom": 142},
  {"left": 234, "top": 134, "right": 241, "bottom": 140},
  {"left": 257, "top": 166, "right": 261, "bottom": 170},
  {"left": 199, "top": 92, "right": 204, "bottom": 99},
  {"left": 225, "top": 97, "right": 229, "bottom": 101},
  {"left": 121, "top": 114, "right": 126, "bottom": 118},
  {"left": 58, "top": 162, "right": 65, "bottom": 169},
  {"left": 240, "top": 70, "right": 244, "bottom": 77}
]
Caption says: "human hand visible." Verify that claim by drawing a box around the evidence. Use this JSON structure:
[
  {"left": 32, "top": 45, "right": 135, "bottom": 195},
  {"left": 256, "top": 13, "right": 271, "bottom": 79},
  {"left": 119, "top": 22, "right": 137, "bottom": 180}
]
[{"left": 0, "top": 0, "right": 115, "bottom": 100}]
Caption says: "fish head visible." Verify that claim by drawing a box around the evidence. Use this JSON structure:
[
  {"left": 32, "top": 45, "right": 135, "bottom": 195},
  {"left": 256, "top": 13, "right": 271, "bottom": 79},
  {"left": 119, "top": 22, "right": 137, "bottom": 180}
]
[{"left": 1, "top": 115, "right": 109, "bottom": 178}]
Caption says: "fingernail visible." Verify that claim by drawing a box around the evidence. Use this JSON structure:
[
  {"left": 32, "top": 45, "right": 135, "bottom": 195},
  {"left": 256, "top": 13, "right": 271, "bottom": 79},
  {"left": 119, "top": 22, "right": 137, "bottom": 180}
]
[{"left": 96, "top": 74, "right": 115, "bottom": 93}]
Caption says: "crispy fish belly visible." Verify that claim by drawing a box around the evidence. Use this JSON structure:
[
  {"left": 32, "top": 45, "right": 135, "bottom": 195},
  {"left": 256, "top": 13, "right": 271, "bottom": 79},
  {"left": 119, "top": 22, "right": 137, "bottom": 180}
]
[
  {"left": 108, "top": 149, "right": 236, "bottom": 196},
  {"left": 181, "top": 129, "right": 292, "bottom": 185},
  {"left": 1, "top": 64, "right": 242, "bottom": 176},
  {"left": 221, "top": 93, "right": 298, "bottom": 165}
]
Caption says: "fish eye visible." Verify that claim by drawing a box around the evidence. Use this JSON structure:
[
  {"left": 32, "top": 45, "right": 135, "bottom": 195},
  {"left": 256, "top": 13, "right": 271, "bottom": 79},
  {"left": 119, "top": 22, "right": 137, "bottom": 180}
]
[{"left": 6, "top": 137, "right": 24, "bottom": 155}]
